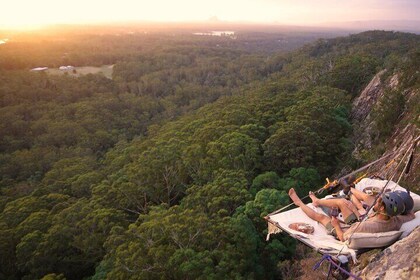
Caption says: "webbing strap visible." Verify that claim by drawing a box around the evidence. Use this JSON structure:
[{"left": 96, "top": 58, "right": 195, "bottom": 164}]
[
  {"left": 313, "top": 254, "right": 362, "bottom": 280},
  {"left": 347, "top": 135, "right": 418, "bottom": 244},
  {"left": 266, "top": 152, "right": 395, "bottom": 217}
]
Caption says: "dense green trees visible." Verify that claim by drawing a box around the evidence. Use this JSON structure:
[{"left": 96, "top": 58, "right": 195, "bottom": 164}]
[
  {"left": 0, "top": 29, "right": 418, "bottom": 279},
  {"left": 263, "top": 86, "right": 351, "bottom": 176}
]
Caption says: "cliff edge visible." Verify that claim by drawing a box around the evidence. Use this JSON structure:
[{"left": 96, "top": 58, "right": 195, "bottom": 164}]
[
  {"left": 357, "top": 227, "right": 420, "bottom": 279},
  {"left": 349, "top": 69, "right": 419, "bottom": 279}
]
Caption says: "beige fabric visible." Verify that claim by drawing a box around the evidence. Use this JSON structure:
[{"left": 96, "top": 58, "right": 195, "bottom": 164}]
[
  {"left": 413, "top": 198, "right": 420, "bottom": 212},
  {"left": 347, "top": 231, "right": 402, "bottom": 249},
  {"left": 266, "top": 222, "right": 282, "bottom": 241},
  {"left": 354, "top": 178, "right": 420, "bottom": 239},
  {"left": 267, "top": 178, "right": 420, "bottom": 262},
  {"left": 400, "top": 211, "right": 420, "bottom": 238},
  {"left": 343, "top": 215, "right": 413, "bottom": 241},
  {"left": 268, "top": 203, "right": 357, "bottom": 261}
]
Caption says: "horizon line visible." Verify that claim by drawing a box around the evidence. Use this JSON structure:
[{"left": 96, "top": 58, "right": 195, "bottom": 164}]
[{"left": 1, "top": 18, "right": 420, "bottom": 32}]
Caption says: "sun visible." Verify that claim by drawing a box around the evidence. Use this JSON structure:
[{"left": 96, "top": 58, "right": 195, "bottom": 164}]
[{"left": 0, "top": 1, "right": 62, "bottom": 29}]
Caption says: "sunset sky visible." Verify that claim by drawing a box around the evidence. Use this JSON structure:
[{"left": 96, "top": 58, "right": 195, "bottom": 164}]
[{"left": 1, "top": 0, "right": 419, "bottom": 28}]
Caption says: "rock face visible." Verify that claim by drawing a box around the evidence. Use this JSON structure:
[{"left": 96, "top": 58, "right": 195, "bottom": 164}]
[
  {"left": 350, "top": 69, "right": 419, "bottom": 188},
  {"left": 350, "top": 70, "right": 386, "bottom": 159},
  {"left": 358, "top": 227, "right": 420, "bottom": 280},
  {"left": 348, "top": 69, "right": 420, "bottom": 279},
  {"left": 296, "top": 69, "right": 419, "bottom": 280},
  {"left": 351, "top": 70, "right": 387, "bottom": 122}
]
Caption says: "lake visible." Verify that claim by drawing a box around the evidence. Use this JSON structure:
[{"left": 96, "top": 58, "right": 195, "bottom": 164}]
[{"left": 193, "top": 31, "right": 235, "bottom": 36}]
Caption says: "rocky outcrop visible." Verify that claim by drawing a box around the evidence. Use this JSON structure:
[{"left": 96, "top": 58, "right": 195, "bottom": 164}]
[
  {"left": 358, "top": 227, "right": 420, "bottom": 280},
  {"left": 351, "top": 70, "right": 387, "bottom": 122},
  {"left": 348, "top": 70, "right": 419, "bottom": 278},
  {"left": 349, "top": 70, "right": 419, "bottom": 187},
  {"left": 350, "top": 70, "right": 387, "bottom": 159},
  {"left": 296, "top": 69, "right": 419, "bottom": 280}
]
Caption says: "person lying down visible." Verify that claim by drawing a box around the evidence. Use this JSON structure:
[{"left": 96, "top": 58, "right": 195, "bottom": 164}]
[{"left": 288, "top": 188, "right": 415, "bottom": 241}]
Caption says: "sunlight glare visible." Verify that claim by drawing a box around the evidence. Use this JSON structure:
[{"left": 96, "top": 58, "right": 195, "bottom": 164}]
[{"left": 0, "top": 0, "right": 417, "bottom": 29}]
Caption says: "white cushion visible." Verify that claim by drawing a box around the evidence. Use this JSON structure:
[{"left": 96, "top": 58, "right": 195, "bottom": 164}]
[
  {"left": 347, "top": 231, "right": 402, "bottom": 249},
  {"left": 413, "top": 198, "right": 420, "bottom": 212},
  {"left": 400, "top": 211, "right": 420, "bottom": 238}
]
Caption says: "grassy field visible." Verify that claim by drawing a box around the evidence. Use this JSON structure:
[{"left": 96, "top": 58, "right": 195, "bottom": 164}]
[{"left": 46, "top": 65, "right": 114, "bottom": 79}]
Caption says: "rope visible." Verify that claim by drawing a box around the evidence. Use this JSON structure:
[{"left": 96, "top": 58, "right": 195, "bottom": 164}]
[
  {"left": 346, "top": 135, "right": 418, "bottom": 245},
  {"left": 313, "top": 254, "right": 362, "bottom": 280},
  {"left": 334, "top": 136, "right": 419, "bottom": 274},
  {"left": 395, "top": 136, "right": 418, "bottom": 187},
  {"left": 339, "top": 151, "right": 396, "bottom": 182},
  {"left": 270, "top": 136, "right": 418, "bottom": 278},
  {"left": 266, "top": 152, "right": 396, "bottom": 217}
]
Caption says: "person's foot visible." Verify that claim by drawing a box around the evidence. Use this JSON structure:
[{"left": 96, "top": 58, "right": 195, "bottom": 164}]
[
  {"left": 339, "top": 177, "right": 353, "bottom": 195},
  {"left": 309, "top": 191, "right": 319, "bottom": 206},
  {"left": 288, "top": 188, "right": 303, "bottom": 206}
]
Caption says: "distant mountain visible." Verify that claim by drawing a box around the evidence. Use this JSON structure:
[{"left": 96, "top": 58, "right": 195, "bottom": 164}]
[
  {"left": 318, "top": 20, "right": 420, "bottom": 33},
  {"left": 207, "top": 16, "right": 221, "bottom": 22}
]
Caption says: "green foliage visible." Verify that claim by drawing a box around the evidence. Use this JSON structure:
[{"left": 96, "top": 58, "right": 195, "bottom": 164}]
[
  {"left": 263, "top": 86, "right": 351, "bottom": 176},
  {"left": 245, "top": 189, "right": 289, "bottom": 220},
  {"left": 327, "top": 55, "right": 379, "bottom": 96},
  {"left": 250, "top": 172, "right": 282, "bottom": 196},
  {"left": 41, "top": 273, "right": 66, "bottom": 280},
  {"left": 183, "top": 170, "right": 251, "bottom": 217},
  {"left": 278, "top": 168, "right": 322, "bottom": 198},
  {"left": 399, "top": 49, "right": 420, "bottom": 89},
  {"left": 372, "top": 89, "right": 405, "bottom": 139},
  {"left": 0, "top": 29, "right": 418, "bottom": 280},
  {"left": 206, "top": 132, "right": 261, "bottom": 175}
]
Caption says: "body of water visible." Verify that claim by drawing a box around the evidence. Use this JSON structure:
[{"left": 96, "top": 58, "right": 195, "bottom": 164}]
[{"left": 193, "top": 31, "right": 235, "bottom": 37}]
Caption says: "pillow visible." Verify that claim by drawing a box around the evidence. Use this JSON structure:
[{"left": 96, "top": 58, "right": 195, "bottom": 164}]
[
  {"left": 347, "top": 231, "right": 402, "bottom": 249},
  {"left": 413, "top": 198, "right": 420, "bottom": 212},
  {"left": 399, "top": 211, "right": 420, "bottom": 238}
]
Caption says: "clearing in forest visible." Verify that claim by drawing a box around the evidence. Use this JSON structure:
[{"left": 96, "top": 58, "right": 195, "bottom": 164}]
[{"left": 46, "top": 65, "right": 114, "bottom": 79}]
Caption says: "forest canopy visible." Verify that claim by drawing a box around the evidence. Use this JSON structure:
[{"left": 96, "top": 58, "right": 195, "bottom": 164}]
[{"left": 0, "top": 28, "right": 419, "bottom": 279}]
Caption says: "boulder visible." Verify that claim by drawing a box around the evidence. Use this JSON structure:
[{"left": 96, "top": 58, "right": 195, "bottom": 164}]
[{"left": 358, "top": 226, "right": 420, "bottom": 280}]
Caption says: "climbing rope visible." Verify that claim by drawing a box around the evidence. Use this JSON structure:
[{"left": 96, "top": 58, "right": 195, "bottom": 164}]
[
  {"left": 317, "top": 135, "right": 420, "bottom": 280},
  {"left": 395, "top": 135, "right": 418, "bottom": 187},
  {"left": 345, "top": 135, "right": 418, "bottom": 246},
  {"left": 268, "top": 135, "right": 418, "bottom": 279},
  {"left": 266, "top": 152, "right": 397, "bottom": 217},
  {"left": 313, "top": 254, "right": 361, "bottom": 280}
]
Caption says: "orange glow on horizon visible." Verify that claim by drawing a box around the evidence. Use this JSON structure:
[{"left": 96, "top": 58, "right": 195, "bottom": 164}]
[{"left": 0, "top": 0, "right": 418, "bottom": 30}]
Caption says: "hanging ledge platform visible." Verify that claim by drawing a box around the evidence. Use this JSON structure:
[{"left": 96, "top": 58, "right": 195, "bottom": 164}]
[{"left": 265, "top": 178, "right": 420, "bottom": 263}]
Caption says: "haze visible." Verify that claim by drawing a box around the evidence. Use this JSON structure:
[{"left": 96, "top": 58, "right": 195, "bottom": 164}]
[{"left": 1, "top": 0, "right": 419, "bottom": 30}]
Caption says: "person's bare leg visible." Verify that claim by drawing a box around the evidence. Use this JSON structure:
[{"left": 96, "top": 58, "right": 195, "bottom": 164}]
[
  {"left": 289, "top": 188, "right": 330, "bottom": 227},
  {"left": 350, "top": 188, "right": 375, "bottom": 206},
  {"left": 309, "top": 192, "right": 360, "bottom": 220},
  {"left": 351, "top": 194, "right": 367, "bottom": 215}
]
